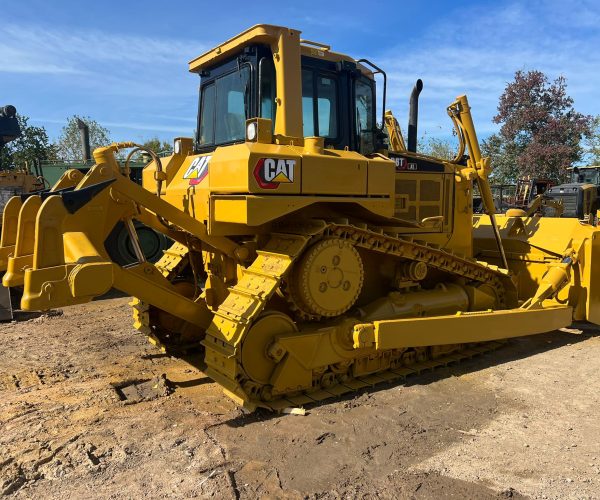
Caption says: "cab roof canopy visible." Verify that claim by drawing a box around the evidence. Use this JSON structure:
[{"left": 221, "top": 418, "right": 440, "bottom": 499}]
[{"left": 188, "top": 24, "right": 367, "bottom": 74}]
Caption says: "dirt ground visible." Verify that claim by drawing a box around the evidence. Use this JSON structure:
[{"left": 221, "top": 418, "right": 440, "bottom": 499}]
[{"left": 1, "top": 297, "right": 599, "bottom": 499}]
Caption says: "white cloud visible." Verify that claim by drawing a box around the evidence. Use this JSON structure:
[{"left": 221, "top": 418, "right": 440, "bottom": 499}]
[
  {"left": 3, "top": 3, "right": 599, "bottom": 144},
  {"left": 0, "top": 25, "right": 207, "bottom": 74},
  {"left": 374, "top": 0, "right": 600, "bottom": 140},
  {"left": 0, "top": 23, "right": 208, "bottom": 141},
  {"left": 30, "top": 117, "right": 192, "bottom": 135}
]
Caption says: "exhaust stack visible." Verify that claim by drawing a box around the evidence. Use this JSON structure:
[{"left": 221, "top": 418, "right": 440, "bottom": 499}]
[
  {"left": 77, "top": 118, "right": 91, "bottom": 162},
  {"left": 407, "top": 79, "right": 423, "bottom": 153}
]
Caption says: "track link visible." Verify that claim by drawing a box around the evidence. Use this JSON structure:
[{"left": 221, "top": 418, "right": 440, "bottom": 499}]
[
  {"left": 262, "top": 341, "right": 506, "bottom": 411},
  {"left": 131, "top": 242, "right": 191, "bottom": 351},
  {"left": 202, "top": 220, "right": 517, "bottom": 408}
]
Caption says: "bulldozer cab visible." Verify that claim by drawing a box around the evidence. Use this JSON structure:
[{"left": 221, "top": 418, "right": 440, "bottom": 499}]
[
  {"left": 193, "top": 35, "right": 380, "bottom": 156},
  {"left": 187, "top": 26, "right": 461, "bottom": 242}
]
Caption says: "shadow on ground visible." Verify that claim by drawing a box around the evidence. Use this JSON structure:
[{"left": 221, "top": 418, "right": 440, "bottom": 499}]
[{"left": 211, "top": 325, "right": 599, "bottom": 427}]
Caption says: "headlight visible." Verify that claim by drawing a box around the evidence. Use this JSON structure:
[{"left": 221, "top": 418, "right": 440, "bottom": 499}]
[
  {"left": 171, "top": 137, "right": 192, "bottom": 155},
  {"left": 246, "top": 122, "right": 258, "bottom": 142}
]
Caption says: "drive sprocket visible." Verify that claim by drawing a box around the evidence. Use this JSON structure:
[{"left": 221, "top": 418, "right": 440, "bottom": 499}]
[{"left": 287, "top": 238, "right": 364, "bottom": 318}]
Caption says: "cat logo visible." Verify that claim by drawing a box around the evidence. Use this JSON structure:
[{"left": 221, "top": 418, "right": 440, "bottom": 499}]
[
  {"left": 183, "top": 155, "right": 211, "bottom": 185},
  {"left": 253, "top": 158, "right": 296, "bottom": 189}
]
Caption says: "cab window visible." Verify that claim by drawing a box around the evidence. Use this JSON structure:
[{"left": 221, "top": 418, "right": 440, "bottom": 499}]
[
  {"left": 578, "top": 170, "right": 600, "bottom": 184},
  {"left": 259, "top": 58, "right": 276, "bottom": 124},
  {"left": 302, "top": 69, "right": 315, "bottom": 136},
  {"left": 302, "top": 69, "right": 339, "bottom": 139},
  {"left": 198, "top": 65, "right": 251, "bottom": 146},
  {"left": 198, "top": 84, "right": 215, "bottom": 146},
  {"left": 355, "top": 78, "right": 375, "bottom": 154}
]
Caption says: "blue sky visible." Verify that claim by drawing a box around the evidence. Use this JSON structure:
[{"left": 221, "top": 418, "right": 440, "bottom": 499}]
[{"left": 2, "top": 0, "right": 599, "bottom": 146}]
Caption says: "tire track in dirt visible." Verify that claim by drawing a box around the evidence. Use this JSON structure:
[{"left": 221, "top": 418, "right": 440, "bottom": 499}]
[{"left": 1, "top": 298, "right": 598, "bottom": 498}]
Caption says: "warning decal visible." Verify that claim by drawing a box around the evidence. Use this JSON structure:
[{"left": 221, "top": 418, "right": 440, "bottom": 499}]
[
  {"left": 253, "top": 158, "right": 296, "bottom": 189},
  {"left": 183, "top": 155, "right": 211, "bottom": 185}
]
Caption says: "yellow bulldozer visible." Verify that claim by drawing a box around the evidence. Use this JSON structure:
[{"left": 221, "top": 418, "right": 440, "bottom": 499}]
[{"left": 2, "top": 25, "right": 599, "bottom": 410}]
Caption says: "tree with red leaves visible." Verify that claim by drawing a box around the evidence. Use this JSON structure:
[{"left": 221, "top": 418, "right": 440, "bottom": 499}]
[{"left": 483, "top": 70, "right": 593, "bottom": 183}]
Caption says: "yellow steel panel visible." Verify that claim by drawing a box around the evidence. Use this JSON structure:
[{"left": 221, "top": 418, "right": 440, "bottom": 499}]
[
  {"left": 0, "top": 245, "right": 14, "bottom": 273},
  {"left": 3, "top": 254, "right": 32, "bottom": 287},
  {"left": 210, "top": 195, "right": 394, "bottom": 228},
  {"left": 585, "top": 231, "right": 600, "bottom": 324},
  {"left": 272, "top": 27, "right": 302, "bottom": 138},
  {"left": 69, "top": 262, "right": 114, "bottom": 298},
  {"left": 207, "top": 145, "right": 251, "bottom": 193},
  {"left": 213, "top": 198, "right": 248, "bottom": 224},
  {"left": 189, "top": 24, "right": 285, "bottom": 72},
  {"left": 367, "top": 156, "right": 395, "bottom": 196},
  {"left": 301, "top": 153, "right": 367, "bottom": 195},
  {"left": 374, "top": 306, "right": 572, "bottom": 350},
  {"left": 0, "top": 196, "right": 22, "bottom": 247}
]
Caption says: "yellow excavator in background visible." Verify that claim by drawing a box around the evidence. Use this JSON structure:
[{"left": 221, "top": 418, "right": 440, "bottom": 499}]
[{"left": 1, "top": 25, "right": 598, "bottom": 410}]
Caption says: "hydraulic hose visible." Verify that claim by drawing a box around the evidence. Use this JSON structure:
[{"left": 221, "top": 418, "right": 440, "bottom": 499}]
[{"left": 124, "top": 146, "right": 164, "bottom": 197}]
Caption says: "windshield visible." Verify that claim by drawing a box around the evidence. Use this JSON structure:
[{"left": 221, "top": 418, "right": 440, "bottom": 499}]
[
  {"left": 198, "top": 65, "right": 251, "bottom": 147},
  {"left": 573, "top": 169, "right": 600, "bottom": 184}
]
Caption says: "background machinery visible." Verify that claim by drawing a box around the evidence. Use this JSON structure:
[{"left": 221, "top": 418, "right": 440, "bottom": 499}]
[
  {"left": 543, "top": 166, "right": 600, "bottom": 221},
  {"left": 2, "top": 25, "right": 599, "bottom": 410},
  {"left": 484, "top": 177, "right": 561, "bottom": 218},
  {"left": 0, "top": 105, "right": 46, "bottom": 319},
  {"left": 0, "top": 105, "right": 45, "bottom": 211}
]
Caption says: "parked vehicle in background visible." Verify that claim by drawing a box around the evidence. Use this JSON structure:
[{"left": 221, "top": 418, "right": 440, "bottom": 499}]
[{"left": 543, "top": 166, "right": 600, "bottom": 221}]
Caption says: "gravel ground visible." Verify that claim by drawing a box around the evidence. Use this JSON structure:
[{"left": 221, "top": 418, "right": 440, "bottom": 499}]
[{"left": 0, "top": 297, "right": 599, "bottom": 499}]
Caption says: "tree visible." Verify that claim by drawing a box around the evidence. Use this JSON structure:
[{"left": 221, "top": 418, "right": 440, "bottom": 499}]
[
  {"left": 483, "top": 134, "right": 522, "bottom": 184},
  {"left": 419, "top": 136, "right": 456, "bottom": 161},
  {"left": 141, "top": 137, "right": 172, "bottom": 155},
  {"left": 485, "top": 70, "right": 593, "bottom": 183},
  {"left": 55, "top": 116, "right": 111, "bottom": 161},
  {"left": 0, "top": 114, "right": 56, "bottom": 170},
  {"left": 583, "top": 116, "right": 600, "bottom": 165}
]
